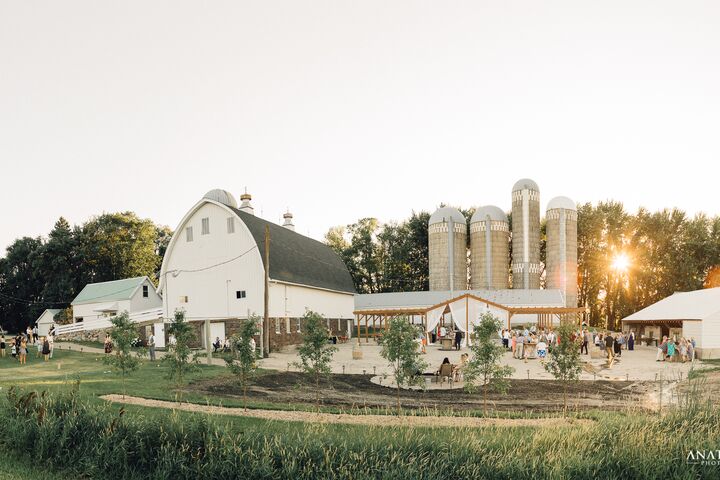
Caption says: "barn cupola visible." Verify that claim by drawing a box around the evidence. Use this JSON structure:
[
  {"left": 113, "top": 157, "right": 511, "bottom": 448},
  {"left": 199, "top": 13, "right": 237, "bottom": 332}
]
[
  {"left": 239, "top": 189, "right": 254, "bottom": 215},
  {"left": 282, "top": 210, "right": 295, "bottom": 231}
]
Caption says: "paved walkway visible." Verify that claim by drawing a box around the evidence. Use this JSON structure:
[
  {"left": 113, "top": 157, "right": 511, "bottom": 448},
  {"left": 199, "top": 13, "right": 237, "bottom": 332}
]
[
  {"left": 260, "top": 341, "right": 704, "bottom": 382},
  {"left": 58, "top": 341, "right": 704, "bottom": 382}
]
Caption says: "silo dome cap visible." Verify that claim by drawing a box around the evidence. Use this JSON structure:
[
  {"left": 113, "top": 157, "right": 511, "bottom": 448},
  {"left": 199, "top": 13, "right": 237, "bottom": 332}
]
[
  {"left": 512, "top": 178, "right": 540, "bottom": 192},
  {"left": 203, "top": 189, "right": 238, "bottom": 208},
  {"left": 471, "top": 205, "right": 508, "bottom": 224},
  {"left": 429, "top": 207, "right": 467, "bottom": 225},
  {"left": 547, "top": 196, "right": 576, "bottom": 211}
]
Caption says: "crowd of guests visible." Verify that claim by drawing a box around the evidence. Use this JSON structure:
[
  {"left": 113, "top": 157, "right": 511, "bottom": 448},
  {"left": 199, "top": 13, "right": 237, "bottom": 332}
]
[
  {"left": 655, "top": 335, "right": 695, "bottom": 363},
  {"left": 0, "top": 325, "right": 54, "bottom": 364},
  {"left": 501, "top": 327, "right": 557, "bottom": 361}
]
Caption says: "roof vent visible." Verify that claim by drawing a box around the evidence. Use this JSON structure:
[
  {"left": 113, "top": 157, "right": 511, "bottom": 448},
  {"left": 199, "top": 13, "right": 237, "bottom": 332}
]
[
  {"left": 239, "top": 189, "right": 254, "bottom": 215},
  {"left": 282, "top": 210, "right": 295, "bottom": 231}
]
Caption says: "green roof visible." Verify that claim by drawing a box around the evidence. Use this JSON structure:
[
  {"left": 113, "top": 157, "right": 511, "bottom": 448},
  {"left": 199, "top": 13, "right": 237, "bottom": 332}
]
[{"left": 71, "top": 276, "right": 148, "bottom": 305}]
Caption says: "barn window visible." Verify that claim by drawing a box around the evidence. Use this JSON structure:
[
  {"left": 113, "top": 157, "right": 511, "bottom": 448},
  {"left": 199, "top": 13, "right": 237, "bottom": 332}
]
[
  {"left": 275, "top": 318, "right": 281, "bottom": 334},
  {"left": 179, "top": 296, "right": 189, "bottom": 303},
  {"left": 286, "top": 317, "right": 291, "bottom": 334},
  {"left": 296, "top": 318, "right": 301, "bottom": 333},
  {"left": 227, "top": 217, "right": 235, "bottom": 234},
  {"left": 201, "top": 217, "right": 210, "bottom": 235},
  {"left": 236, "top": 290, "right": 246, "bottom": 299},
  {"left": 142, "top": 285, "right": 149, "bottom": 298},
  {"left": 186, "top": 227, "right": 193, "bottom": 242}
]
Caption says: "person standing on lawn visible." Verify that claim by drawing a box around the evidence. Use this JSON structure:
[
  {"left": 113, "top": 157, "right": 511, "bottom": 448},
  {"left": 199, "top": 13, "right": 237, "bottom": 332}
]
[
  {"left": 148, "top": 332, "right": 156, "bottom": 361},
  {"left": 0, "top": 336, "right": 5, "bottom": 357},
  {"left": 42, "top": 337, "right": 50, "bottom": 361},
  {"left": 19, "top": 338, "right": 27, "bottom": 365}
]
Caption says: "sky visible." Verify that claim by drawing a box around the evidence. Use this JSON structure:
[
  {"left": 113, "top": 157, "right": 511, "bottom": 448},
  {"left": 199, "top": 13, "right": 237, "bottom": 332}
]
[{"left": 1, "top": 1, "right": 719, "bottom": 252}]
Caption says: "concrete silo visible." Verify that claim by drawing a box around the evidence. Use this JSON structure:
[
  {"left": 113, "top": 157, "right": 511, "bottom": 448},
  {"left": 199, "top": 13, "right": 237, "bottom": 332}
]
[
  {"left": 428, "top": 207, "right": 467, "bottom": 292},
  {"left": 470, "top": 206, "right": 510, "bottom": 290},
  {"left": 545, "top": 196, "right": 578, "bottom": 307},
  {"left": 511, "top": 179, "right": 541, "bottom": 289}
]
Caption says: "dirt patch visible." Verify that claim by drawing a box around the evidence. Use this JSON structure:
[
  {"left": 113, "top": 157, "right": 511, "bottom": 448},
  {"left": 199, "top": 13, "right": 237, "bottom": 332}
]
[
  {"left": 189, "top": 372, "right": 654, "bottom": 413},
  {"left": 101, "top": 394, "right": 592, "bottom": 428}
]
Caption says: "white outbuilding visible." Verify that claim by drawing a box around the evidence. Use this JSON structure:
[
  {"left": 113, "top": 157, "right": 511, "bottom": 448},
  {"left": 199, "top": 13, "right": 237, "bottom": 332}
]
[
  {"left": 158, "top": 189, "right": 356, "bottom": 350},
  {"left": 69, "top": 276, "right": 164, "bottom": 344},
  {"left": 622, "top": 287, "right": 720, "bottom": 359},
  {"left": 36, "top": 309, "right": 61, "bottom": 337}
]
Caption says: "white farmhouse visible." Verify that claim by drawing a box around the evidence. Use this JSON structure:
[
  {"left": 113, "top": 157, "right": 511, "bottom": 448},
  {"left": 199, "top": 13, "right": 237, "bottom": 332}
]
[
  {"left": 70, "top": 276, "right": 164, "bottom": 342},
  {"left": 158, "top": 189, "right": 355, "bottom": 350}
]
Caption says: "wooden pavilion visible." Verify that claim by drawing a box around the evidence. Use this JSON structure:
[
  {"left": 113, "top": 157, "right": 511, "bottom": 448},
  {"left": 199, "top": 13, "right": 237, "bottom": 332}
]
[{"left": 353, "top": 292, "right": 586, "bottom": 343}]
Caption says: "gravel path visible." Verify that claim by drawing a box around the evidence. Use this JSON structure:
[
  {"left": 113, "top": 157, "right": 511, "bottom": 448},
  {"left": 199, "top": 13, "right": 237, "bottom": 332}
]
[{"left": 101, "top": 394, "right": 591, "bottom": 428}]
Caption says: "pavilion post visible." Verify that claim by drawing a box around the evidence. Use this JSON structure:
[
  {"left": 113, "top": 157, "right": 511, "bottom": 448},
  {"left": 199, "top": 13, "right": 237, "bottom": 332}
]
[
  {"left": 356, "top": 314, "right": 361, "bottom": 345},
  {"left": 365, "top": 315, "right": 369, "bottom": 343},
  {"left": 465, "top": 296, "right": 469, "bottom": 347}
]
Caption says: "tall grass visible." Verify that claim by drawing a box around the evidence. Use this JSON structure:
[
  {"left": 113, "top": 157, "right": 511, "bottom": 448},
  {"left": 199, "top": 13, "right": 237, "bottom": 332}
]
[{"left": 0, "top": 386, "right": 715, "bottom": 479}]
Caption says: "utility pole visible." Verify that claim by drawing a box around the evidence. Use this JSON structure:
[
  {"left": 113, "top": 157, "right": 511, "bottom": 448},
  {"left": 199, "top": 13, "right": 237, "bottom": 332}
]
[{"left": 263, "top": 225, "right": 270, "bottom": 358}]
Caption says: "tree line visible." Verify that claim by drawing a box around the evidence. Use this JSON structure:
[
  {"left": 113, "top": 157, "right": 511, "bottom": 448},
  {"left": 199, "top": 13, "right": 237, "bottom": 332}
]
[
  {"left": 326, "top": 202, "right": 720, "bottom": 330},
  {"left": 0, "top": 213, "right": 172, "bottom": 333}
]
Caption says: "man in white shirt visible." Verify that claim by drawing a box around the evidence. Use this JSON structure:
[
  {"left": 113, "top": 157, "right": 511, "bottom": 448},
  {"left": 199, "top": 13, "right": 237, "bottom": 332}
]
[
  {"left": 440, "top": 326, "right": 447, "bottom": 338},
  {"left": 148, "top": 333, "right": 156, "bottom": 361}
]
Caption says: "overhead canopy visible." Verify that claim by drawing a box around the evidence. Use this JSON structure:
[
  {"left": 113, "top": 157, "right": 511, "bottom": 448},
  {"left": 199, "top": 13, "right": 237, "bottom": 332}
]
[
  {"left": 355, "top": 289, "right": 568, "bottom": 313},
  {"left": 354, "top": 292, "right": 585, "bottom": 342}
]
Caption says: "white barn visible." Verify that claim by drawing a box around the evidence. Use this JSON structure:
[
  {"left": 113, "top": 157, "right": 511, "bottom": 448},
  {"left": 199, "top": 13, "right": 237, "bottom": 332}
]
[
  {"left": 622, "top": 287, "right": 720, "bottom": 359},
  {"left": 158, "top": 189, "right": 355, "bottom": 350}
]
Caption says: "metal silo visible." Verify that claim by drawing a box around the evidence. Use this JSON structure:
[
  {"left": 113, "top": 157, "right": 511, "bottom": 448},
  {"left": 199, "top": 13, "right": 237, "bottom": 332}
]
[
  {"left": 470, "top": 206, "right": 510, "bottom": 290},
  {"left": 511, "top": 179, "right": 541, "bottom": 289},
  {"left": 545, "top": 196, "right": 578, "bottom": 307},
  {"left": 428, "top": 207, "right": 467, "bottom": 292}
]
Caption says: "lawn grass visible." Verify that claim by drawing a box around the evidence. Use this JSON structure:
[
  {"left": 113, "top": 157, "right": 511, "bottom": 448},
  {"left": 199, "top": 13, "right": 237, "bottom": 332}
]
[{"left": 0, "top": 454, "right": 69, "bottom": 480}]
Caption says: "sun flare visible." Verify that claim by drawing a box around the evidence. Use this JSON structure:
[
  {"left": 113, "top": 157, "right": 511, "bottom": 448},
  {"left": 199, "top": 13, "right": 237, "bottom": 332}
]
[{"left": 611, "top": 253, "right": 630, "bottom": 272}]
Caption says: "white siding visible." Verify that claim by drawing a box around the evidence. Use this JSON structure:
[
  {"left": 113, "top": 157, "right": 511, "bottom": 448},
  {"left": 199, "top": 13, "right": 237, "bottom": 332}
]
[
  {"left": 268, "top": 282, "right": 354, "bottom": 319},
  {"left": 162, "top": 202, "right": 266, "bottom": 321},
  {"left": 702, "top": 311, "right": 720, "bottom": 349},
  {"left": 683, "top": 320, "right": 703, "bottom": 348},
  {"left": 129, "top": 279, "right": 163, "bottom": 313},
  {"left": 72, "top": 299, "right": 133, "bottom": 324}
]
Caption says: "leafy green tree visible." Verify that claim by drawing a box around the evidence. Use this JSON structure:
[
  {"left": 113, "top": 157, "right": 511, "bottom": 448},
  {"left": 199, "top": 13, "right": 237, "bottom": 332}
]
[
  {"left": 225, "top": 317, "right": 260, "bottom": 410},
  {"left": 380, "top": 317, "right": 428, "bottom": 415},
  {"left": 79, "top": 212, "right": 163, "bottom": 284},
  {"left": 543, "top": 323, "right": 582, "bottom": 412},
  {"left": 292, "top": 311, "right": 338, "bottom": 408},
  {"left": 162, "top": 309, "right": 199, "bottom": 402},
  {"left": 464, "top": 312, "right": 514, "bottom": 415},
  {"left": 104, "top": 311, "right": 144, "bottom": 398}
]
